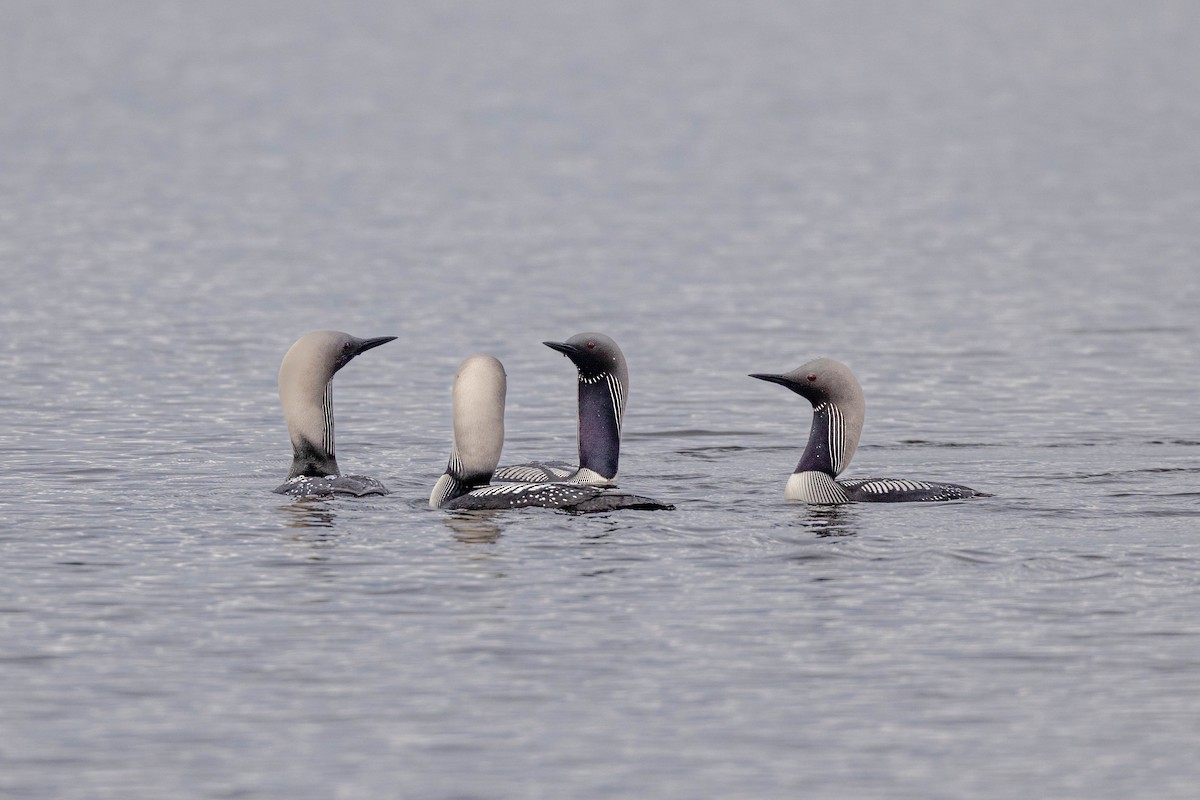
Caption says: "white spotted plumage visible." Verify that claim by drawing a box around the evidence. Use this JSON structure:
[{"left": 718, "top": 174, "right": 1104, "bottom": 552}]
[{"left": 854, "top": 479, "right": 937, "bottom": 494}]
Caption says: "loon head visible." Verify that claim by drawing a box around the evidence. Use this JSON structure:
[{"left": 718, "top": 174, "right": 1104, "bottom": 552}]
[
  {"left": 278, "top": 330, "right": 396, "bottom": 480},
  {"left": 544, "top": 332, "right": 629, "bottom": 391},
  {"left": 544, "top": 332, "right": 628, "bottom": 482},
  {"left": 430, "top": 354, "right": 507, "bottom": 508},
  {"left": 750, "top": 357, "right": 865, "bottom": 477}
]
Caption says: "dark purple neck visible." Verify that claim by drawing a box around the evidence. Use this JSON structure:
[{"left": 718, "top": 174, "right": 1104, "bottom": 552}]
[
  {"left": 794, "top": 404, "right": 835, "bottom": 476},
  {"left": 577, "top": 380, "right": 620, "bottom": 480}
]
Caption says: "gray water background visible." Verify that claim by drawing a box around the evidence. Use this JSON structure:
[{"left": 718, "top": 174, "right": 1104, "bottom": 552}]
[{"left": 2, "top": 2, "right": 1199, "bottom": 798}]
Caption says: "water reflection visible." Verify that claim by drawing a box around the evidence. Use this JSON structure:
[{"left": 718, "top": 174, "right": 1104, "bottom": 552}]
[
  {"left": 805, "top": 506, "right": 858, "bottom": 538},
  {"left": 279, "top": 499, "right": 337, "bottom": 530},
  {"left": 279, "top": 499, "right": 344, "bottom": 556},
  {"left": 443, "top": 511, "right": 503, "bottom": 544}
]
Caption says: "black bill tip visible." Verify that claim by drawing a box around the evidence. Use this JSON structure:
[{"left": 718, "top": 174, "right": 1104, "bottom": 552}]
[
  {"left": 356, "top": 335, "right": 397, "bottom": 354},
  {"left": 543, "top": 340, "right": 579, "bottom": 357},
  {"left": 748, "top": 372, "right": 792, "bottom": 387}
]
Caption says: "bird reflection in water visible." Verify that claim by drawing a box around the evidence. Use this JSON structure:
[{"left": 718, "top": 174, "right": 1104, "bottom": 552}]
[
  {"left": 274, "top": 500, "right": 346, "bottom": 569},
  {"left": 280, "top": 499, "right": 338, "bottom": 530},
  {"left": 805, "top": 505, "right": 857, "bottom": 538},
  {"left": 443, "top": 511, "right": 503, "bottom": 544},
  {"left": 279, "top": 499, "right": 343, "bottom": 555}
]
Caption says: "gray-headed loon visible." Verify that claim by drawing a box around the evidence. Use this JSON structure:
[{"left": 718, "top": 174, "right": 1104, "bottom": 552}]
[
  {"left": 430, "top": 354, "right": 672, "bottom": 512},
  {"left": 492, "top": 332, "right": 627, "bottom": 486},
  {"left": 273, "top": 330, "right": 395, "bottom": 497},
  {"left": 750, "top": 357, "right": 988, "bottom": 503}
]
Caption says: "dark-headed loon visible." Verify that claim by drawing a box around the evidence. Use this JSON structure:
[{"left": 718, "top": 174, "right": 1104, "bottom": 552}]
[
  {"left": 750, "top": 357, "right": 988, "bottom": 504},
  {"left": 430, "top": 354, "right": 672, "bottom": 512},
  {"left": 492, "top": 332, "right": 627, "bottom": 486},
  {"left": 273, "top": 330, "right": 395, "bottom": 497}
]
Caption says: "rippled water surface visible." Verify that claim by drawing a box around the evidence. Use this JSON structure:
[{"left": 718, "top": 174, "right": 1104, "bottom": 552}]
[{"left": 3, "top": 2, "right": 1199, "bottom": 798}]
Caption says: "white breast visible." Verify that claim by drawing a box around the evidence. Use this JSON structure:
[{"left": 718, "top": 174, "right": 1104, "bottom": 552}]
[{"left": 785, "top": 471, "right": 851, "bottom": 504}]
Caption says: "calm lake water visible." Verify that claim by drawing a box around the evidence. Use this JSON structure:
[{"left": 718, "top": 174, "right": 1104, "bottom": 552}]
[{"left": 3, "top": 2, "right": 1199, "bottom": 798}]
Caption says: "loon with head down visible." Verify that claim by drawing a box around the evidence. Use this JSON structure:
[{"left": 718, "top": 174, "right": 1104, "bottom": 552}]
[
  {"left": 430, "top": 354, "right": 672, "bottom": 512},
  {"left": 273, "top": 330, "right": 396, "bottom": 497},
  {"left": 492, "top": 332, "right": 628, "bottom": 486},
  {"left": 750, "top": 357, "right": 988, "bottom": 504}
]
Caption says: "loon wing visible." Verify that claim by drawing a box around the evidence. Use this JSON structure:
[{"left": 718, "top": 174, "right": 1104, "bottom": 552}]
[
  {"left": 445, "top": 482, "right": 672, "bottom": 512},
  {"left": 274, "top": 474, "right": 389, "bottom": 497},
  {"left": 840, "top": 477, "right": 987, "bottom": 502},
  {"left": 492, "top": 461, "right": 579, "bottom": 483}
]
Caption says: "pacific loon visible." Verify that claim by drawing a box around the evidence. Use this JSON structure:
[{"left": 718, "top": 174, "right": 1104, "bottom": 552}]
[
  {"left": 273, "top": 330, "right": 396, "bottom": 497},
  {"left": 492, "top": 332, "right": 628, "bottom": 486},
  {"left": 430, "top": 354, "right": 672, "bottom": 512},
  {"left": 750, "top": 357, "right": 988, "bottom": 504}
]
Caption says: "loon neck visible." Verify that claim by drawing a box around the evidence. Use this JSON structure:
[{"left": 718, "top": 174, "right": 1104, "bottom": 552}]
[
  {"left": 430, "top": 469, "right": 477, "bottom": 509},
  {"left": 431, "top": 354, "right": 507, "bottom": 508},
  {"left": 443, "top": 441, "right": 495, "bottom": 490},
  {"left": 577, "top": 372, "right": 624, "bottom": 481},
  {"left": 286, "top": 382, "right": 340, "bottom": 478},
  {"left": 794, "top": 401, "right": 860, "bottom": 478}
]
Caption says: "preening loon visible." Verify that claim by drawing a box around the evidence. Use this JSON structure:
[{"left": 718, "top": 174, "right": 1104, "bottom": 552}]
[
  {"left": 750, "top": 358, "right": 988, "bottom": 504},
  {"left": 492, "top": 332, "right": 628, "bottom": 486},
  {"left": 273, "top": 330, "right": 396, "bottom": 497},
  {"left": 430, "top": 354, "right": 673, "bottom": 512}
]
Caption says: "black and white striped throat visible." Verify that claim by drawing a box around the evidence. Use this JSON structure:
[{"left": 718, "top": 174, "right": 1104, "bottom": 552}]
[
  {"left": 321, "top": 381, "right": 335, "bottom": 457},
  {"left": 579, "top": 370, "right": 627, "bottom": 432},
  {"left": 814, "top": 401, "right": 846, "bottom": 476}
]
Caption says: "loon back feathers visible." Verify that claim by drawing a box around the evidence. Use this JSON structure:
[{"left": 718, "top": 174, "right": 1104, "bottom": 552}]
[
  {"left": 443, "top": 481, "right": 674, "bottom": 512},
  {"left": 274, "top": 330, "right": 395, "bottom": 496},
  {"left": 839, "top": 477, "right": 984, "bottom": 502},
  {"left": 751, "top": 357, "right": 987, "bottom": 504}
]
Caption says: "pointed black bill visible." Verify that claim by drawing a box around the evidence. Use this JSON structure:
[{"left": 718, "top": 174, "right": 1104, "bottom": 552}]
[
  {"left": 748, "top": 372, "right": 793, "bottom": 388},
  {"left": 544, "top": 340, "right": 582, "bottom": 357},
  {"left": 355, "top": 335, "right": 397, "bottom": 355},
  {"left": 335, "top": 335, "right": 397, "bottom": 371}
]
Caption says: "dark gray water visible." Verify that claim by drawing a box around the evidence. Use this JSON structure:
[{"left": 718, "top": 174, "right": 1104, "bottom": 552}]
[{"left": 3, "top": 2, "right": 1199, "bottom": 798}]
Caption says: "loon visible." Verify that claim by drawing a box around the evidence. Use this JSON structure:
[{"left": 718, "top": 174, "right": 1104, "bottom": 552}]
[
  {"left": 492, "top": 332, "right": 627, "bottom": 486},
  {"left": 430, "top": 354, "right": 673, "bottom": 512},
  {"left": 750, "top": 357, "right": 988, "bottom": 504},
  {"left": 273, "top": 330, "right": 396, "bottom": 497}
]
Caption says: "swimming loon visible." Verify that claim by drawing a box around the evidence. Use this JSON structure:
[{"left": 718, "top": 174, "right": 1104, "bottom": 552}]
[
  {"left": 430, "top": 354, "right": 673, "bottom": 512},
  {"left": 273, "top": 330, "right": 396, "bottom": 497},
  {"left": 492, "top": 332, "right": 627, "bottom": 486},
  {"left": 750, "top": 358, "right": 988, "bottom": 504}
]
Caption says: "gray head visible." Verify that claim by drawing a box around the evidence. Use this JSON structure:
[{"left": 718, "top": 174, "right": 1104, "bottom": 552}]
[
  {"left": 750, "top": 357, "right": 866, "bottom": 477},
  {"left": 278, "top": 330, "right": 396, "bottom": 479},
  {"left": 544, "top": 332, "right": 628, "bottom": 481},
  {"left": 544, "top": 333, "right": 629, "bottom": 391},
  {"left": 430, "top": 354, "right": 507, "bottom": 508}
]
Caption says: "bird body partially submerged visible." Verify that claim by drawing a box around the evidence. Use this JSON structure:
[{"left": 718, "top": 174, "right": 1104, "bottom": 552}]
[
  {"left": 492, "top": 332, "right": 628, "bottom": 486},
  {"left": 751, "top": 358, "right": 988, "bottom": 504},
  {"left": 431, "top": 352, "right": 672, "bottom": 512},
  {"left": 274, "top": 330, "right": 395, "bottom": 497}
]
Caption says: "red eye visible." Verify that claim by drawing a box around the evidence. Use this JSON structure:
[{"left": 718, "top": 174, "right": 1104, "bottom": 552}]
[
  {"left": 586, "top": 341, "right": 596, "bottom": 349},
  {"left": 807, "top": 373, "right": 817, "bottom": 382}
]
